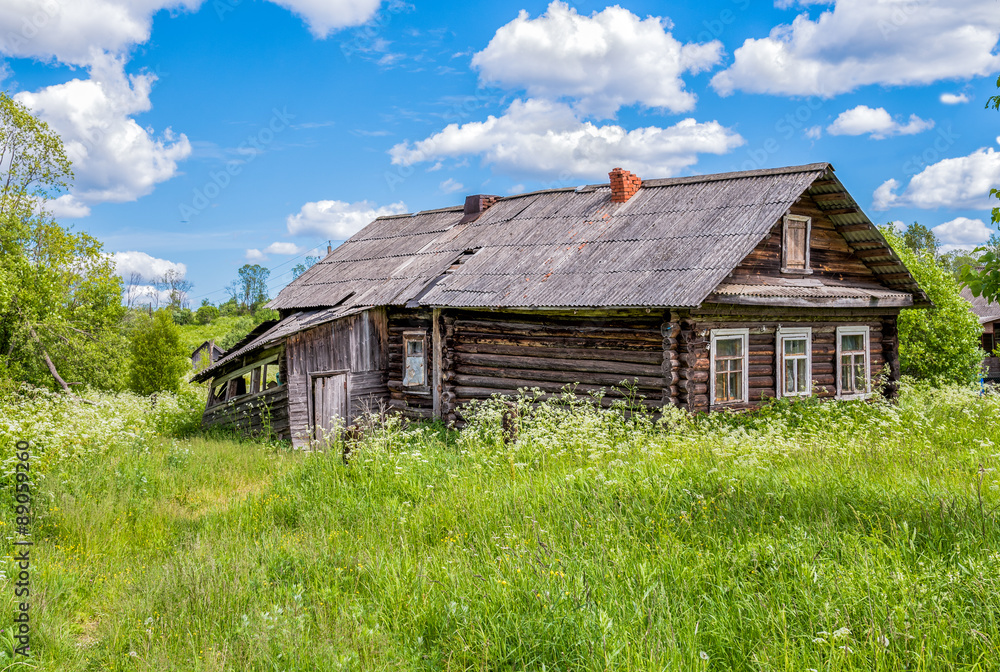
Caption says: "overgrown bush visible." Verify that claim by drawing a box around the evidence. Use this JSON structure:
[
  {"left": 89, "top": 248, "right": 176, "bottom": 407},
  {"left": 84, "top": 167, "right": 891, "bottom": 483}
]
[
  {"left": 128, "top": 310, "right": 190, "bottom": 395},
  {"left": 883, "top": 227, "right": 984, "bottom": 383},
  {"left": 195, "top": 303, "right": 219, "bottom": 325}
]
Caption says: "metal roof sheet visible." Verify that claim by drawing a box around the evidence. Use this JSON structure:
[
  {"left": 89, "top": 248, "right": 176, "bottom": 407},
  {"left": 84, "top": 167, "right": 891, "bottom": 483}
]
[{"left": 268, "top": 162, "right": 926, "bottom": 311}]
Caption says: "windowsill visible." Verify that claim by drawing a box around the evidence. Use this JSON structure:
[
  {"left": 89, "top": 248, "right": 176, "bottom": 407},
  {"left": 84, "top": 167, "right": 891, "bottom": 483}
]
[
  {"left": 403, "top": 385, "right": 431, "bottom": 396},
  {"left": 836, "top": 391, "right": 871, "bottom": 401},
  {"left": 780, "top": 268, "right": 813, "bottom": 275}
]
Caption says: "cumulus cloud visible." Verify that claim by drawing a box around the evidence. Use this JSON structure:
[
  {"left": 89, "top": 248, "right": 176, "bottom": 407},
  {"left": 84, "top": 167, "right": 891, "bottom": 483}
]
[
  {"left": 286, "top": 199, "right": 408, "bottom": 239},
  {"left": 389, "top": 98, "right": 744, "bottom": 181},
  {"left": 471, "top": 2, "right": 722, "bottom": 118},
  {"left": 711, "top": 0, "right": 1000, "bottom": 97},
  {"left": 940, "top": 92, "right": 971, "bottom": 105},
  {"left": 873, "top": 142, "right": 1000, "bottom": 210},
  {"left": 439, "top": 178, "right": 464, "bottom": 194},
  {"left": 264, "top": 0, "right": 384, "bottom": 38},
  {"left": 932, "top": 216, "right": 993, "bottom": 253},
  {"left": 827, "top": 105, "right": 933, "bottom": 139},
  {"left": 112, "top": 250, "right": 186, "bottom": 281},
  {"left": 245, "top": 241, "right": 309, "bottom": 261},
  {"left": 45, "top": 194, "right": 91, "bottom": 218},
  {"left": 16, "top": 54, "right": 191, "bottom": 206},
  {"left": 0, "top": 0, "right": 382, "bottom": 66}
]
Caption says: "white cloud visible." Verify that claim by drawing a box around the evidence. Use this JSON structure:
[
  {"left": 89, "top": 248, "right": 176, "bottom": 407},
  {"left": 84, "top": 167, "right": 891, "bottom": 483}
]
[
  {"left": 45, "top": 194, "right": 91, "bottom": 218},
  {"left": 0, "top": 0, "right": 201, "bottom": 67},
  {"left": 711, "top": 0, "right": 1000, "bottom": 97},
  {"left": 439, "top": 178, "right": 463, "bottom": 194},
  {"left": 112, "top": 250, "right": 186, "bottom": 281},
  {"left": 0, "top": 0, "right": 383, "bottom": 66},
  {"left": 471, "top": 1, "right": 722, "bottom": 118},
  {"left": 245, "top": 241, "right": 309, "bottom": 260},
  {"left": 940, "top": 92, "right": 971, "bottom": 105},
  {"left": 264, "top": 0, "right": 384, "bottom": 38},
  {"left": 827, "top": 105, "right": 933, "bottom": 139},
  {"left": 286, "top": 199, "right": 408, "bottom": 239},
  {"left": 805, "top": 125, "right": 822, "bottom": 139},
  {"left": 15, "top": 54, "right": 191, "bottom": 206},
  {"left": 932, "top": 216, "right": 993, "bottom": 253},
  {"left": 389, "top": 98, "right": 744, "bottom": 181},
  {"left": 873, "top": 143, "right": 1000, "bottom": 210}
]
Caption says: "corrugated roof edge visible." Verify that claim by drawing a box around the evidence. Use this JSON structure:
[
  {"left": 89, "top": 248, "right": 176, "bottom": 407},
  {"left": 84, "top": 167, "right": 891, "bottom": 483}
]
[{"left": 372, "top": 163, "right": 833, "bottom": 219}]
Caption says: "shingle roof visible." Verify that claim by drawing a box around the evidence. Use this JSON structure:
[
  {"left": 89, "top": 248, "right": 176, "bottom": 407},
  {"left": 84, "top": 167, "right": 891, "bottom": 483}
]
[
  {"left": 269, "top": 162, "right": 925, "bottom": 312},
  {"left": 960, "top": 287, "right": 1000, "bottom": 324}
]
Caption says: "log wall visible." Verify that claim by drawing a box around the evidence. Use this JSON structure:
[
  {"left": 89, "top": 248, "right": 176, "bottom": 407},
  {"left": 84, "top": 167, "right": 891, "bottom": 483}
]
[
  {"left": 433, "top": 309, "right": 667, "bottom": 423},
  {"left": 677, "top": 308, "right": 899, "bottom": 412},
  {"left": 387, "top": 309, "right": 435, "bottom": 419}
]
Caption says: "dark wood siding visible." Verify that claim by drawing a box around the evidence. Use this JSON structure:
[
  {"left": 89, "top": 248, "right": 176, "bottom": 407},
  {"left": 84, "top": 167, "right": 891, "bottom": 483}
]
[
  {"left": 732, "top": 194, "right": 878, "bottom": 285},
  {"left": 387, "top": 309, "right": 435, "bottom": 419},
  {"left": 437, "top": 309, "right": 666, "bottom": 422},
  {"left": 677, "top": 308, "right": 898, "bottom": 412}
]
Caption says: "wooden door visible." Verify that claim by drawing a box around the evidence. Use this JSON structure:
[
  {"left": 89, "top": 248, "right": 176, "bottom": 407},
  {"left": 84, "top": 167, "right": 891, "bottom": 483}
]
[{"left": 311, "top": 373, "right": 348, "bottom": 444}]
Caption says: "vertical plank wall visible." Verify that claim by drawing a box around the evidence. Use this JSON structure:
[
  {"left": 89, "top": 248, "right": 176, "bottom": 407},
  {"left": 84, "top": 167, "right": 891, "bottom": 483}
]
[{"left": 285, "top": 308, "right": 389, "bottom": 446}]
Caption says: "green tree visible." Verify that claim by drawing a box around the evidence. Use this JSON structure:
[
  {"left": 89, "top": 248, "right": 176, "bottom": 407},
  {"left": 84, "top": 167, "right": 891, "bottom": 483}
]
[
  {"left": 195, "top": 300, "right": 219, "bottom": 325},
  {"left": 883, "top": 227, "right": 983, "bottom": 384},
  {"left": 226, "top": 264, "right": 270, "bottom": 313},
  {"left": 292, "top": 255, "right": 319, "bottom": 280},
  {"left": 959, "top": 76, "right": 1000, "bottom": 300},
  {"left": 0, "top": 92, "right": 127, "bottom": 391},
  {"left": 128, "top": 310, "right": 189, "bottom": 395},
  {"left": 901, "top": 222, "right": 939, "bottom": 256}
]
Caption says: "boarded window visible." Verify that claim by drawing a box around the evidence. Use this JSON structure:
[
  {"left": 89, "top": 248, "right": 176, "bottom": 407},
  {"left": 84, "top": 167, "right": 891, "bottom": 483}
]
[
  {"left": 403, "top": 331, "right": 427, "bottom": 387},
  {"left": 778, "top": 327, "right": 811, "bottom": 397},
  {"left": 782, "top": 215, "right": 811, "bottom": 272},
  {"left": 837, "top": 326, "right": 869, "bottom": 397},
  {"left": 711, "top": 329, "right": 748, "bottom": 404}
]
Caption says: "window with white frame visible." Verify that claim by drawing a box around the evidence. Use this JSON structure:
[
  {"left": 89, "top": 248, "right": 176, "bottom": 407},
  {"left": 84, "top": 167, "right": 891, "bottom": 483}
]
[
  {"left": 836, "top": 326, "right": 870, "bottom": 398},
  {"left": 782, "top": 214, "right": 812, "bottom": 273},
  {"left": 711, "top": 328, "right": 749, "bottom": 405},
  {"left": 777, "top": 327, "right": 812, "bottom": 397}
]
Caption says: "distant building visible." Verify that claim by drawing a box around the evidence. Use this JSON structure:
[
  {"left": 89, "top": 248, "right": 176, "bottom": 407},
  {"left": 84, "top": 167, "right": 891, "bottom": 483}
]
[
  {"left": 193, "top": 163, "right": 929, "bottom": 445},
  {"left": 191, "top": 340, "right": 225, "bottom": 373},
  {"left": 960, "top": 288, "right": 1000, "bottom": 382}
]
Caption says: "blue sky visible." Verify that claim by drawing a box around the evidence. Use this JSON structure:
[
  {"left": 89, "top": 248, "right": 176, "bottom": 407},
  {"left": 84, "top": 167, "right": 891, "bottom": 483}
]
[{"left": 2, "top": 0, "right": 999, "bottom": 305}]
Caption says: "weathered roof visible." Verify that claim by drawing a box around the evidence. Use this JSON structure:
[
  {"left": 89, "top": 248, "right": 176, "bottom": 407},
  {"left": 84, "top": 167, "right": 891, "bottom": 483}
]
[
  {"left": 191, "top": 306, "right": 366, "bottom": 381},
  {"left": 269, "top": 162, "right": 925, "bottom": 312},
  {"left": 960, "top": 287, "right": 1000, "bottom": 324}
]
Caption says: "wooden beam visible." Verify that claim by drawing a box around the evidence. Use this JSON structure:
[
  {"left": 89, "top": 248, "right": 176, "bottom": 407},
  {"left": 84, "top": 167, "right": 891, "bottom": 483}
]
[
  {"left": 877, "top": 272, "right": 914, "bottom": 281},
  {"left": 854, "top": 248, "right": 893, "bottom": 259},
  {"left": 432, "top": 307, "right": 442, "bottom": 419},
  {"left": 835, "top": 223, "right": 871, "bottom": 233},
  {"left": 822, "top": 207, "right": 861, "bottom": 216},
  {"left": 810, "top": 179, "right": 839, "bottom": 187},
  {"left": 813, "top": 192, "right": 850, "bottom": 202}
]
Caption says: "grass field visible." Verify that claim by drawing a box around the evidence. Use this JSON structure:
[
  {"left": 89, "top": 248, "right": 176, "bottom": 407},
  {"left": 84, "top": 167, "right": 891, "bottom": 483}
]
[{"left": 1, "top": 383, "right": 999, "bottom": 670}]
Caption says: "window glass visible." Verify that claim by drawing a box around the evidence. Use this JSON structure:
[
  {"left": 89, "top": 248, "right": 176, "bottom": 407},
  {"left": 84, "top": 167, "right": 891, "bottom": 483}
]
[
  {"left": 714, "top": 336, "right": 744, "bottom": 403},
  {"left": 838, "top": 329, "right": 869, "bottom": 396},
  {"left": 403, "top": 333, "right": 427, "bottom": 387}
]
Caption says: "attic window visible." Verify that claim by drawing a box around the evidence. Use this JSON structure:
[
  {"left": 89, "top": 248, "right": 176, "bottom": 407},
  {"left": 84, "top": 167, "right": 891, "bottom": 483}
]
[{"left": 781, "top": 214, "right": 812, "bottom": 274}]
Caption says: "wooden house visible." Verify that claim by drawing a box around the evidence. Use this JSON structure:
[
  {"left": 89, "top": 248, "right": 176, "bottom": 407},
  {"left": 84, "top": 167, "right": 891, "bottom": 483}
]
[
  {"left": 960, "top": 287, "right": 1000, "bottom": 381},
  {"left": 192, "top": 163, "right": 929, "bottom": 445},
  {"left": 190, "top": 339, "right": 225, "bottom": 372}
]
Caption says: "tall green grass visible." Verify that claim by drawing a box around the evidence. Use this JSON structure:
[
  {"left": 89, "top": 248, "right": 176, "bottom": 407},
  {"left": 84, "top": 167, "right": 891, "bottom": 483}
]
[{"left": 1, "top": 382, "right": 999, "bottom": 670}]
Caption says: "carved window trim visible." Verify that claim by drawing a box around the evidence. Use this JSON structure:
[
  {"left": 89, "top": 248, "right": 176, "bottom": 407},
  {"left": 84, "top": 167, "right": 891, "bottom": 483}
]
[
  {"left": 710, "top": 328, "right": 749, "bottom": 406},
  {"left": 777, "top": 326, "right": 812, "bottom": 398},
  {"left": 836, "top": 325, "right": 870, "bottom": 399}
]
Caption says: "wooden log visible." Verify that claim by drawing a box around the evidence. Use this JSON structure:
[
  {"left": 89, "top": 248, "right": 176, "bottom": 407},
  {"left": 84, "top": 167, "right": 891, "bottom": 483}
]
[
  {"left": 453, "top": 352, "right": 662, "bottom": 377},
  {"left": 451, "top": 342, "right": 662, "bottom": 364},
  {"left": 453, "top": 365, "right": 665, "bottom": 389}
]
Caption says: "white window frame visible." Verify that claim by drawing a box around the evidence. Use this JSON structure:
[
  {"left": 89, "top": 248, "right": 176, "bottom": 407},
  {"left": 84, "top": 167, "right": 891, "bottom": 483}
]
[
  {"left": 777, "top": 326, "right": 812, "bottom": 398},
  {"left": 781, "top": 214, "right": 812, "bottom": 274},
  {"left": 836, "top": 325, "right": 871, "bottom": 399},
  {"left": 710, "top": 328, "right": 749, "bottom": 406}
]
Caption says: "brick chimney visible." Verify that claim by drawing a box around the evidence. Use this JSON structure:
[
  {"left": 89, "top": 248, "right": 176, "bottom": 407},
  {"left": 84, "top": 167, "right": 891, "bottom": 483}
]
[
  {"left": 609, "top": 167, "right": 642, "bottom": 203},
  {"left": 460, "top": 194, "right": 501, "bottom": 223}
]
